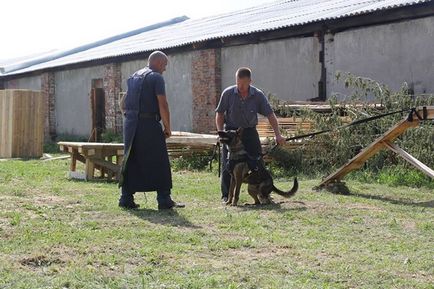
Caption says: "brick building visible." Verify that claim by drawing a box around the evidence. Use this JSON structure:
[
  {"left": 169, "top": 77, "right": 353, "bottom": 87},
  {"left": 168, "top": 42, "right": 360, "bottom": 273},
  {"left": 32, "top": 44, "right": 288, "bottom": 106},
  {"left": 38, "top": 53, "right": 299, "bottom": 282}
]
[{"left": 1, "top": 0, "right": 433, "bottom": 140}]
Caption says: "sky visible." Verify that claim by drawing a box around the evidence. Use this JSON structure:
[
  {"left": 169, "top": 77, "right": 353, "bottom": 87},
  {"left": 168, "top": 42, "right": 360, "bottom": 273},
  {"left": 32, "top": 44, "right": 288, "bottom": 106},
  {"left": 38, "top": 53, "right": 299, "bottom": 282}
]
[{"left": 1, "top": 0, "right": 277, "bottom": 60}]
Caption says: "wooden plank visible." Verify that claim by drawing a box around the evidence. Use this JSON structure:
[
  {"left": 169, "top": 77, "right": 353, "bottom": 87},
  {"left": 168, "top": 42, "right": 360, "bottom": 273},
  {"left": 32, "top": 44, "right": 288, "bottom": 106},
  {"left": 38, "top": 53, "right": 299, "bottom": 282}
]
[
  {"left": 11, "top": 91, "right": 21, "bottom": 157},
  {"left": 383, "top": 141, "right": 434, "bottom": 179},
  {"left": 90, "top": 158, "right": 120, "bottom": 174},
  {"left": 57, "top": 141, "right": 123, "bottom": 149},
  {"left": 85, "top": 159, "right": 95, "bottom": 181},
  {"left": 421, "top": 106, "right": 434, "bottom": 119},
  {"left": 34, "top": 90, "right": 45, "bottom": 157},
  {"left": 71, "top": 150, "right": 78, "bottom": 171},
  {"left": 0, "top": 90, "right": 13, "bottom": 157}
]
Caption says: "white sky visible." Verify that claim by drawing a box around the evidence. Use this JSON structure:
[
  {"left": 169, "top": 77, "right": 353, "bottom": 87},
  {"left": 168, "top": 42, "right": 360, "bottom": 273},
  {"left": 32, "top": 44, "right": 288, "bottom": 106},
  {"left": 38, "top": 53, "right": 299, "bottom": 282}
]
[{"left": 1, "top": 0, "right": 277, "bottom": 60}]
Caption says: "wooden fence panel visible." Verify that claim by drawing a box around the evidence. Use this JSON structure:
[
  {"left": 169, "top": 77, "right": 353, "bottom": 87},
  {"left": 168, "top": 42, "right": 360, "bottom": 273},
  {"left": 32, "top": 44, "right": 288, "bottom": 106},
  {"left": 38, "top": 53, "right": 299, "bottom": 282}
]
[{"left": 0, "top": 90, "right": 44, "bottom": 158}]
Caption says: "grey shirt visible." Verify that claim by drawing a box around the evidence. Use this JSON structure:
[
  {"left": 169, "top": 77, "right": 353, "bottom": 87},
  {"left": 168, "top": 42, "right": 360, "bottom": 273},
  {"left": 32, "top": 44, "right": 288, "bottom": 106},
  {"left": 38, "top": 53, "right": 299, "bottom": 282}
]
[{"left": 215, "top": 85, "right": 273, "bottom": 128}]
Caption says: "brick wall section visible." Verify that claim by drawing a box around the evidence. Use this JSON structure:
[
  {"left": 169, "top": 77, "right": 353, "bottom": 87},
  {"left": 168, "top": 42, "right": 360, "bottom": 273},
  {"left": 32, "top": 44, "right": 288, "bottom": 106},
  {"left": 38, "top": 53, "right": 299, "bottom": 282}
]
[
  {"left": 103, "top": 63, "right": 122, "bottom": 133},
  {"left": 41, "top": 72, "right": 56, "bottom": 141},
  {"left": 191, "top": 48, "right": 221, "bottom": 133}
]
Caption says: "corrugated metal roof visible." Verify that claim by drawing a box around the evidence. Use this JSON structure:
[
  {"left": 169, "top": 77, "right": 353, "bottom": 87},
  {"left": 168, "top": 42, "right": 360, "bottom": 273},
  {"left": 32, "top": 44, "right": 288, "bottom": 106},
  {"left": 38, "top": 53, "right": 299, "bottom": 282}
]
[
  {"left": 3, "top": 0, "right": 431, "bottom": 76},
  {"left": 0, "top": 16, "right": 188, "bottom": 76}
]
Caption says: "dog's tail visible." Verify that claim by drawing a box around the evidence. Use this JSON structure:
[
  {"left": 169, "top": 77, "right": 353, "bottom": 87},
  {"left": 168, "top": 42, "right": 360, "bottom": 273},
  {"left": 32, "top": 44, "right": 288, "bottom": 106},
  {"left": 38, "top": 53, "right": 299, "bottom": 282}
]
[{"left": 272, "top": 177, "right": 298, "bottom": 198}]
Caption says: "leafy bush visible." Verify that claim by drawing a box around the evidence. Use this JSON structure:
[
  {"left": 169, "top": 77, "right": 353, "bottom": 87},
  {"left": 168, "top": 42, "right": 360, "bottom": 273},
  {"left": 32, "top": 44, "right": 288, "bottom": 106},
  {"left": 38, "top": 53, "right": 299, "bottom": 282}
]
[
  {"left": 101, "top": 130, "right": 123, "bottom": 143},
  {"left": 171, "top": 155, "right": 212, "bottom": 171},
  {"left": 43, "top": 134, "right": 89, "bottom": 153},
  {"left": 268, "top": 72, "right": 434, "bottom": 186}
]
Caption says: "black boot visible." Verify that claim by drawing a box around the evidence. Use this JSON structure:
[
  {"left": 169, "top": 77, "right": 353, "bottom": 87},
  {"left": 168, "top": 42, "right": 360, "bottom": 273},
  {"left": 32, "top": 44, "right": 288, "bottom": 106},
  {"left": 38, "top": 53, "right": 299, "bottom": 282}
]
[
  {"left": 119, "top": 186, "right": 139, "bottom": 209},
  {"left": 157, "top": 190, "right": 185, "bottom": 210}
]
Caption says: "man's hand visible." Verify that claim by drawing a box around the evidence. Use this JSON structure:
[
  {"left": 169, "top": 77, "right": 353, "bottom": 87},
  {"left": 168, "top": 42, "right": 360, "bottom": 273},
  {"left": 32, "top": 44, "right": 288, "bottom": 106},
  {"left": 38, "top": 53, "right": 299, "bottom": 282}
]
[
  {"left": 275, "top": 134, "right": 286, "bottom": 146},
  {"left": 164, "top": 128, "right": 171, "bottom": 139},
  {"left": 268, "top": 113, "right": 286, "bottom": 146}
]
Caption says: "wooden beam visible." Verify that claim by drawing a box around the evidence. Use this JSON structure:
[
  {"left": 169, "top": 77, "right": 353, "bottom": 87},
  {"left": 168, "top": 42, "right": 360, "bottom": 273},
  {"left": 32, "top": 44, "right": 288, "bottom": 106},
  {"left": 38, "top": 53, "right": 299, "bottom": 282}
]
[{"left": 383, "top": 141, "right": 434, "bottom": 179}]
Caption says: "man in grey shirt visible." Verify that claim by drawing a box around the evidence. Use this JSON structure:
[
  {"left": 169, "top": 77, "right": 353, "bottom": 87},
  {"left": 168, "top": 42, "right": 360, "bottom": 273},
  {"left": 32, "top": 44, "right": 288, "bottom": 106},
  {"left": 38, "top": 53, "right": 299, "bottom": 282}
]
[{"left": 215, "top": 67, "right": 285, "bottom": 202}]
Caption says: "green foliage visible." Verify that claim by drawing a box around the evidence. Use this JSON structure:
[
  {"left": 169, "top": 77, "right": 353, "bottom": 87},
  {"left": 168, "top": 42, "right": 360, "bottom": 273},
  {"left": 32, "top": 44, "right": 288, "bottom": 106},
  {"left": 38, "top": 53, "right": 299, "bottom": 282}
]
[
  {"left": 352, "top": 167, "right": 434, "bottom": 189},
  {"left": 43, "top": 134, "right": 89, "bottom": 154},
  {"left": 172, "top": 155, "right": 211, "bottom": 171},
  {"left": 100, "top": 130, "right": 123, "bottom": 143},
  {"left": 268, "top": 72, "right": 434, "bottom": 187},
  {"left": 43, "top": 142, "right": 60, "bottom": 154}
]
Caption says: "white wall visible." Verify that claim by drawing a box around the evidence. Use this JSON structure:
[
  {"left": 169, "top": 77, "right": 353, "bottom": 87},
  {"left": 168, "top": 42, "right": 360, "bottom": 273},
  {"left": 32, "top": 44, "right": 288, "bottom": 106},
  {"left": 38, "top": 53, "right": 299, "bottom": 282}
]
[
  {"left": 327, "top": 16, "right": 434, "bottom": 98},
  {"left": 55, "top": 66, "right": 105, "bottom": 136},
  {"left": 121, "top": 52, "right": 194, "bottom": 131},
  {"left": 5, "top": 75, "right": 41, "bottom": 90},
  {"left": 221, "top": 37, "right": 321, "bottom": 101}
]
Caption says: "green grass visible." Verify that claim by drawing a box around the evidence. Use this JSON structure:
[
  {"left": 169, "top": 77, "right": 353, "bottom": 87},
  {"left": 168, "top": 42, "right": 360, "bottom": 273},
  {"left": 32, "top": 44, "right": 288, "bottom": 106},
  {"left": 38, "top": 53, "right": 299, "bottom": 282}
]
[{"left": 0, "top": 158, "right": 433, "bottom": 289}]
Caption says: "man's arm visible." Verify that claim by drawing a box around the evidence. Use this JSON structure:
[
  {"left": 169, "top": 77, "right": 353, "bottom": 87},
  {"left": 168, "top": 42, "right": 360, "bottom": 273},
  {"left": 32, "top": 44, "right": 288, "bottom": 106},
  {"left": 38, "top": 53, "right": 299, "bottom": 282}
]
[
  {"left": 267, "top": 112, "right": 285, "bottom": 145},
  {"left": 216, "top": 112, "right": 225, "bottom": 131},
  {"left": 157, "top": 94, "right": 171, "bottom": 138},
  {"left": 119, "top": 92, "right": 126, "bottom": 115}
]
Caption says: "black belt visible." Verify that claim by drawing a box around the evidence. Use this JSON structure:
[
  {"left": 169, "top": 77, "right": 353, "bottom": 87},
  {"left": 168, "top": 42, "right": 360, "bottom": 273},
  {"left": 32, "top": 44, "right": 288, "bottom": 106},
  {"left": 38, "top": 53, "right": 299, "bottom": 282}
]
[
  {"left": 225, "top": 126, "right": 256, "bottom": 131},
  {"left": 139, "top": 113, "right": 161, "bottom": 121}
]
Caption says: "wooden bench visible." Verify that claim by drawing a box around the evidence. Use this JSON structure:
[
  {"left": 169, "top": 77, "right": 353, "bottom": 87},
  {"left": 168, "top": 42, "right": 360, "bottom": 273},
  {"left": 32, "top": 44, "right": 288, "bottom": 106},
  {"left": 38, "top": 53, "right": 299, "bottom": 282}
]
[
  {"left": 58, "top": 132, "right": 219, "bottom": 181},
  {"left": 58, "top": 142, "right": 124, "bottom": 181}
]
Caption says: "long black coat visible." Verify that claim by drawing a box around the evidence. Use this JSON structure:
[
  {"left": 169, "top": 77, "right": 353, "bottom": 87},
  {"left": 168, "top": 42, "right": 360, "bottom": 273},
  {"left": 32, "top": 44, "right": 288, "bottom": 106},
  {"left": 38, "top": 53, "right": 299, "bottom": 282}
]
[{"left": 119, "top": 68, "right": 172, "bottom": 192}]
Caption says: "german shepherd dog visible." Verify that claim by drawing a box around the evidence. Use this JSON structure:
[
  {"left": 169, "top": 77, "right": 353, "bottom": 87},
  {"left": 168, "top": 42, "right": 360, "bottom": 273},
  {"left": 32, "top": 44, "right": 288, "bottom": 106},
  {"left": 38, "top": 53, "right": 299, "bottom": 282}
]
[{"left": 218, "top": 128, "right": 298, "bottom": 206}]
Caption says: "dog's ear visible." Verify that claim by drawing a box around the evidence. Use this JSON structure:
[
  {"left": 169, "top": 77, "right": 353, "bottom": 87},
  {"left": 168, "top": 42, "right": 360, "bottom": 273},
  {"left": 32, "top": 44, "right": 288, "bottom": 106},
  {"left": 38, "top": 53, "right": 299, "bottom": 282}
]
[{"left": 236, "top": 127, "right": 243, "bottom": 135}]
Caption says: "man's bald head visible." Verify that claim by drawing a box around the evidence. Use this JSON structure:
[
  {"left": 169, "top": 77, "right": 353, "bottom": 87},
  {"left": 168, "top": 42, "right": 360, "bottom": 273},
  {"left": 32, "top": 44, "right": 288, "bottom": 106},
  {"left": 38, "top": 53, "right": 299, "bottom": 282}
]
[{"left": 148, "top": 51, "right": 168, "bottom": 73}]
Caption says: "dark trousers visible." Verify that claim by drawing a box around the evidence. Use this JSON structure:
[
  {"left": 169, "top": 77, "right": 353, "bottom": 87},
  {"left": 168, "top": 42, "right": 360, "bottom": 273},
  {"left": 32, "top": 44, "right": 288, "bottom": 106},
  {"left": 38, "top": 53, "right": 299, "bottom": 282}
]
[
  {"left": 120, "top": 185, "right": 173, "bottom": 206},
  {"left": 220, "top": 127, "right": 262, "bottom": 198}
]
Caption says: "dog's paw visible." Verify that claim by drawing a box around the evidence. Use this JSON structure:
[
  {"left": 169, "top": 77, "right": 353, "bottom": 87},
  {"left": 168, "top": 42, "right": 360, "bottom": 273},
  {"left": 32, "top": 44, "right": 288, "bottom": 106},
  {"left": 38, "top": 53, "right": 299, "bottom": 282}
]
[{"left": 243, "top": 202, "right": 259, "bottom": 206}]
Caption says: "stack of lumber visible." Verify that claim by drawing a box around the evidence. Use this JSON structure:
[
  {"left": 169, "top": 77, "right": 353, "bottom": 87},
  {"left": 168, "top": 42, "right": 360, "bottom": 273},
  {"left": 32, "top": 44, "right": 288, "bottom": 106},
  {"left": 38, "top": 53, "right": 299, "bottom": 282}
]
[
  {"left": 167, "top": 131, "right": 218, "bottom": 158},
  {"left": 257, "top": 116, "right": 313, "bottom": 138},
  {"left": 0, "top": 90, "right": 44, "bottom": 158}
]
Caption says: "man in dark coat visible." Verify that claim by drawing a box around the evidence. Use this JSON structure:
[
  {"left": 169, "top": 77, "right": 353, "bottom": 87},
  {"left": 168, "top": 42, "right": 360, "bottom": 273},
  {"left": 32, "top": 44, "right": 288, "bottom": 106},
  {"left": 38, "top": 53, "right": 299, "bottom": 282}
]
[
  {"left": 215, "top": 67, "right": 286, "bottom": 203},
  {"left": 119, "top": 51, "right": 185, "bottom": 210}
]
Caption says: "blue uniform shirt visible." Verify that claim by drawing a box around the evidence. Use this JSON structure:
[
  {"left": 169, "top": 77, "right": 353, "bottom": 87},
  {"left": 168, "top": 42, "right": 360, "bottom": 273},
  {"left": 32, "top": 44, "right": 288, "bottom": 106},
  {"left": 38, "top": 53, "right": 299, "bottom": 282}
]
[{"left": 215, "top": 85, "right": 273, "bottom": 128}]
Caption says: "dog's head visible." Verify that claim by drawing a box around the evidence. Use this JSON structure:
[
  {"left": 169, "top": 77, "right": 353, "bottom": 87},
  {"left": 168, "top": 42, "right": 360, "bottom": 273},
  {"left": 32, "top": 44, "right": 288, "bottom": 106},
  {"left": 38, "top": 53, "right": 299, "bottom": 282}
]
[{"left": 217, "top": 128, "right": 243, "bottom": 148}]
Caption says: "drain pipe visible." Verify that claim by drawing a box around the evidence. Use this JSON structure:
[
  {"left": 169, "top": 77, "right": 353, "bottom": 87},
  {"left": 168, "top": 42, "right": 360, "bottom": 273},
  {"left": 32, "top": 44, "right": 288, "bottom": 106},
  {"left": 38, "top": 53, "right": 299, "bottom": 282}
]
[{"left": 317, "top": 29, "right": 327, "bottom": 101}]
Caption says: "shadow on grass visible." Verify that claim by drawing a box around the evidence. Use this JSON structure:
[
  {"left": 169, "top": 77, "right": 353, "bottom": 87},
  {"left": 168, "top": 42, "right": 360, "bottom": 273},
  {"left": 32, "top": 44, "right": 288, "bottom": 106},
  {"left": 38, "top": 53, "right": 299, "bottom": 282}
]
[
  {"left": 349, "top": 192, "right": 434, "bottom": 208},
  {"left": 316, "top": 182, "right": 434, "bottom": 208},
  {"left": 127, "top": 208, "right": 201, "bottom": 228},
  {"left": 238, "top": 200, "right": 307, "bottom": 212}
]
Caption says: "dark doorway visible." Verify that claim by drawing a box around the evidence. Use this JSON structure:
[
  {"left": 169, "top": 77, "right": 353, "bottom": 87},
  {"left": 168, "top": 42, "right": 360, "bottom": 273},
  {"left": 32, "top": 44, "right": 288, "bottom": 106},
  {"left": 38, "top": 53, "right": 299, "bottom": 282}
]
[{"left": 90, "top": 79, "right": 105, "bottom": 142}]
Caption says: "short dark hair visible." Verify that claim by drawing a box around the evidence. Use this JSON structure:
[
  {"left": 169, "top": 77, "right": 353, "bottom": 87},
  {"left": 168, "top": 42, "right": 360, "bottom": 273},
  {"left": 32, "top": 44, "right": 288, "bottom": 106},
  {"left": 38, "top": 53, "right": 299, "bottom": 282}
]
[{"left": 236, "top": 67, "right": 251, "bottom": 79}]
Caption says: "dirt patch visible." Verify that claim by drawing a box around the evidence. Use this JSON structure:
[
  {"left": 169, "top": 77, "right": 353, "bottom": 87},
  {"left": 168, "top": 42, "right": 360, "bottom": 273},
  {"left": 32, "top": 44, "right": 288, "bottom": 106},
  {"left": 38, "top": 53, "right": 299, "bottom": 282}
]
[
  {"left": 344, "top": 203, "right": 384, "bottom": 211},
  {"left": 20, "top": 255, "right": 64, "bottom": 268},
  {"left": 302, "top": 200, "right": 383, "bottom": 212},
  {"left": 33, "top": 195, "right": 67, "bottom": 206}
]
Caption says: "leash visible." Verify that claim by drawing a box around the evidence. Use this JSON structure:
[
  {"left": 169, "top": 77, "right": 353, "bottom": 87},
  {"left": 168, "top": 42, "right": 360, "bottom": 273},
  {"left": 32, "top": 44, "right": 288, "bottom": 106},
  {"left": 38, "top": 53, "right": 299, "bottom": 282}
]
[
  {"left": 208, "top": 142, "right": 221, "bottom": 177},
  {"left": 266, "top": 107, "right": 414, "bottom": 154}
]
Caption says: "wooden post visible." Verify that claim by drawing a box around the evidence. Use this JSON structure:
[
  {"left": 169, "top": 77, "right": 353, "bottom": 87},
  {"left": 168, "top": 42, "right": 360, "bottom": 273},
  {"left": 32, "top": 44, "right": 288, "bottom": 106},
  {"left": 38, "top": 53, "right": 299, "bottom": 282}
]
[{"left": 71, "top": 149, "right": 79, "bottom": 171}]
